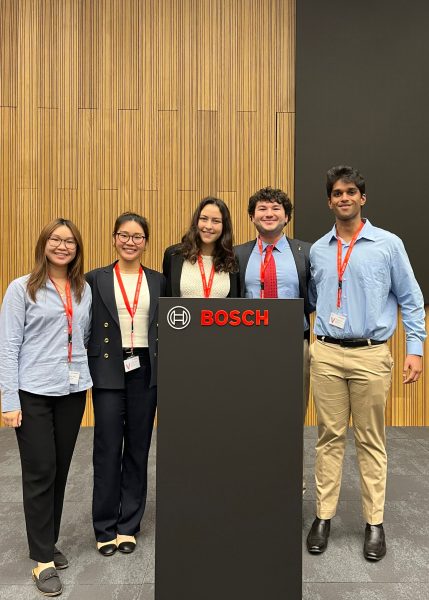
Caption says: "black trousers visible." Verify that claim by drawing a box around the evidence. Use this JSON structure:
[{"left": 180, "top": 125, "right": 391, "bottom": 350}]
[
  {"left": 15, "top": 390, "right": 86, "bottom": 562},
  {"left": 92, "top": 348, "right": 157, "bottom": 542}
]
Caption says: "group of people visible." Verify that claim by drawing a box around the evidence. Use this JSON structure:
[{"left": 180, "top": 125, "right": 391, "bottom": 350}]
[{"left": 0, "top": 165, "right": 426, "bottom": 596}]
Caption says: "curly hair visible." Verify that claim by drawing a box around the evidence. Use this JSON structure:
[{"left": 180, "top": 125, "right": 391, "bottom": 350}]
[{"left": 248, "top": 187, "right": 293, "bottom": 221}]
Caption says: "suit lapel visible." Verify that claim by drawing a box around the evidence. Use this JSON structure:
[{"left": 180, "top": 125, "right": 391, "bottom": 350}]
[
  {"left": 171, "top": 253, "right": 184, "bottom": 297},
  {"left": 145, "top": 268, "right": 159, "bottom": 327},
  {"left": 98, "top": 263, "right": 120, "bottom": 328},
  {"left": 287, "top": 237, "right": 306, "bottom": 299},
  {"left": 238, "top": 240, "right": 256, "bottom": 296}
]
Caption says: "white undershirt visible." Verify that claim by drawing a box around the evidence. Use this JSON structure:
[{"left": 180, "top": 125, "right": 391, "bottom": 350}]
[
  {"left": 114, "top": 271, "right": 150, "bottom": 348},
  {"left": 180, "top": 256, "right": 230, "bottom": 298}
]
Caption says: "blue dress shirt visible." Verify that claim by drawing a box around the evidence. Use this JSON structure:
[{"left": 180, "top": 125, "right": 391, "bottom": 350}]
[
  {"left": 0, "top": 276, "right": 93, "bottom": 412},
  {"left": 245, "top": 235, "right": 309, "bottom": 330},
  {"left": 309, "top": 220, "right": 426, "bottom": 355}
]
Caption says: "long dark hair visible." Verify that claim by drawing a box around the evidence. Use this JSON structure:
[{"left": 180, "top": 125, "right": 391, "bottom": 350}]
[
  {"left": 27, "top": 218, "right": 85, "bottom": 302},
  {"left": 180, "top": 197, "right": 237, "bottom": 273}
]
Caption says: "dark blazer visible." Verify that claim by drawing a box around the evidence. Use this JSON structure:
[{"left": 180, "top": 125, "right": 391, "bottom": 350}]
[
  {"left": 86, "top": 261, "right": 166, "bottom": 389},
  {"left": 234, "top": 237, "right": 313, "bottom": 321},
  {"left": 162, "top": 244, "right": 240, "bottom": 297}
]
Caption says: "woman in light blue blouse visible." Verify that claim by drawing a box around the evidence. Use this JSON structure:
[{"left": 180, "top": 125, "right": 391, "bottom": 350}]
[{"left": 0, "top": 218, "right": 92, "bottom": 597}]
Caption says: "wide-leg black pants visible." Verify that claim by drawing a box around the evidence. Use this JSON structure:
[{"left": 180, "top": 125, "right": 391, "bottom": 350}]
[
  {"left": 15, "top": 390, "right": 86, "bottom": 562},
  {"left": 92, "top": 348, "right": 157, "bottom": 542}
]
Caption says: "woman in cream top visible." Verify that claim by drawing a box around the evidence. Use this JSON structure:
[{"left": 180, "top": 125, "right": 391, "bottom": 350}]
[{"left": 163, "top": 197, "right": 239, "bottom": 298}]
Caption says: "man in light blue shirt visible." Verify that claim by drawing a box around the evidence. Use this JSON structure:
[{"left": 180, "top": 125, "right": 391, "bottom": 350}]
[{"left": 306, "top": 165, "right": 426, "bottom": 561}]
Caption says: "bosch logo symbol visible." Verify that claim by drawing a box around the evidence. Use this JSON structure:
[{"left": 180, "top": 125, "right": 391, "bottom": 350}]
[{"left": 167, "top": 306, "right": 192, "bottom": 330}]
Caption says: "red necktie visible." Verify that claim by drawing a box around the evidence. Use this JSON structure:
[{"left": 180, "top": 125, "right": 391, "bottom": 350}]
[{"left": 264, "top": 245, "right": 278, "bottom": 298}]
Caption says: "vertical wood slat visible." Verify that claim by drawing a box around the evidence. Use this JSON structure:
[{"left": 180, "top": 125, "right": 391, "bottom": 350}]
[
  {"left": 0, "top": 0, "right": 18, "bottom": 106},
  {"left": 1, "top": 1, "right": 428, "bottom": 426}
]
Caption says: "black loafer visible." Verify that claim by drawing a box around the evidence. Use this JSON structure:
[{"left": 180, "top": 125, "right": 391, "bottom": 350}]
[
  {"left": 53, "top": 546, "right": 68, "bottom": 570},
  {"left": 364, "top": 523, "right": 386, "bottom": 561},
  {"left": 98, "top": 543, "right": 117, "bottom": 557},
  {"left": 32, "top": 567, "right": 62, "bottom": 596},
  {"left": 307, "top": 517, "right": 331, "bottom": 554},
  {"left": 118, "top": 540, "right": 136, "bottom": 554}
]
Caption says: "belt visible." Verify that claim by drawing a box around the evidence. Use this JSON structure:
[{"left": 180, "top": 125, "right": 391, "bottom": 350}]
[{"left": 316, "top": 336, "right": 386, "bottom": 348}]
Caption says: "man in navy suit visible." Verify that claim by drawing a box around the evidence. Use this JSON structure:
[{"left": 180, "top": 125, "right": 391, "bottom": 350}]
[{"left": 234, "top": 187, "right": 313, "bottom": 488}]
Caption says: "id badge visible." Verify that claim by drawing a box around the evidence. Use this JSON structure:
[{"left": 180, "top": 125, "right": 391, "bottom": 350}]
[
  {"left": 329, "top": 312, "right": 346, "bottom": 329},
  {"left": 69, "top": 370, "right": 80, "bottom": 384},
  {"left": 124, "top": 355, "right": 140, "bottom": 372}
]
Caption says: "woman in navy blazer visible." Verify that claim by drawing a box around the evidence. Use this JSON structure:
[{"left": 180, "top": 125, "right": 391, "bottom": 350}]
[
  {"left": 86, "top": 212, "right": 165, "bottom": 556},
  {"left": 163, "top": 197, "right": 239, "bottom": 298}
]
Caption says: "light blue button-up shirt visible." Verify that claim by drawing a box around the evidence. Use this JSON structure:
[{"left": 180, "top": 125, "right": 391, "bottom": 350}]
[
  {"left": 309, "top": 220, "right": 426, "bottom": 355},
  {"left": 0, "top": 275, "right": 93, "bottom": 412},
  {"left": 245, "top": 235, "right": 309, "bottom": 330}
]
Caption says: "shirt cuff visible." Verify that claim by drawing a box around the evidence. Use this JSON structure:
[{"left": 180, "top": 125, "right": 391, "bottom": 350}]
[
  {"left": 406, "top": 340, "right": 424, "bottom": 356},
  {"left": 1, "top": 393, "right": 21, "bottom": 413}
]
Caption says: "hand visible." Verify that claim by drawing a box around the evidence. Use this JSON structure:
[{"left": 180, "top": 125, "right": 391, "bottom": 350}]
[
  {"left": 402, "top": 355, "right": 423, "bottom": 384},
  {"left": 2, "top": 410, "right": 22, "bottom": 428}
]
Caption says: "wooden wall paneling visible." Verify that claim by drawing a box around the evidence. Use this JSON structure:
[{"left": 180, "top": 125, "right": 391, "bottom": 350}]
[
  {"left": 38, "top": 106, "right": 58, "bottom": 205},
  {"left": 177, "top": 0, "right": 197, "bottom": 191},
  {"left": 158, "top": 110, "right": 179, "bottom": 255},
  {"left": 218, "top": 0, "right": 238, "bottom": 192},
  {"left": 57, "top": 0, "right": 79, "bottom": 190},
  {"left": 78, "top": 0, "right": 99, "bottom": 109},
  {"left": 196, "top": 0, "right": 220, "bottom": 112},
  {"left": 17, "top": 0, "right": 39, "bottom": 190},
  {"left": 197, "top": 109, "right": 219, "bottom": 198},
  {"left": 235, "top": 110, "right": 257, "bottom": 242},
  {"left": 0, "top": 0, "right": 18, "bottom": 106},
  {"left": 139, "top": 0, "right": 158, "bottom": 191},
  {"left": 0, "top": 107, "right": 16, "bottom": 299},
  {"left": 118, "top": 109, "right": 140, "bottom": 204},
  {"left": 157, "top": 0, "right": 179, "bottom": 111},
  {"left": 275, "top": 0, "right": 295, "bottom": 112},
  {"left": 96, "top": 109, "right": 118, "bottom": 191},
  {"left": 117, "top": 0, "right": 140, "bottom": 110},
  {"left": 236, "top": 0, "right": 258, "bottom": 112},
  {"left": 37, "top": 0, "right": 59, "bottom": 109},
  {"left": 137, "top": 190, "right": 160, "bottom": 270}
]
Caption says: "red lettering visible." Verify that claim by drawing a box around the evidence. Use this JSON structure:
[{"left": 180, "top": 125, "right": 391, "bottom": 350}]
[
  {"left": 242, "top": 310, "right": 255, "bottom": 326},
  {"left": 201, "top": 310, "right": 214, "bottom": 326},
  {"left": 229, "top": 310, "right": 241, "bottom": 326},
  {"left": 255, "top": 310, "right": 269, "bottom": 326},
  {"left": 215, "top": 310, "right": 229, "bottom": 326}
]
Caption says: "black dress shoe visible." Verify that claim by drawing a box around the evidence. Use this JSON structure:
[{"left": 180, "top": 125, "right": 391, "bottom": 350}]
[
  {"left": 32, "top": 567, "right": 62, "bottom": 596},
  {"left": 118, "top": 540, "right": 136, "bottom": 554},
  {"left": 98, "top": 543, "right": 117, "bottom": 556},
  {"left": 364, "top": 523, "right": 386, "bottom": 561},
  {"left": 53, "top": 546, "right": 68, "bottom": 570},
  {"left": 306, "top": 517, "right": 331, "bottom": 554}
]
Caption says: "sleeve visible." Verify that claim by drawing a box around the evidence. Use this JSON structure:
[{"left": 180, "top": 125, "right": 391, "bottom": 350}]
[
  {"left": 0, "top": 280, "right": 26, "bottom": 412},
  {"left": 83, "top": 283, "right": 92, "bottom": 347},
  {"left": 390, "top": 239, "right": 426, "bottom": 355}
]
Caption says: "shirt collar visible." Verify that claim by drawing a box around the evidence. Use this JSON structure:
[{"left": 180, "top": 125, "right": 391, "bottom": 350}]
[
  {"left": 328, "top": 219, "right": 376, "bottom": 244},
  {"left": 258, "top": 234, "right": 288, "bottom": 252}
]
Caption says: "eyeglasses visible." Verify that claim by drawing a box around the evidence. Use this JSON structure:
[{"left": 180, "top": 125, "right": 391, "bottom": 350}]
[
  {"left": 47, "top": 236, "right": 77, "bottom": 249},
  {"left": 115, "top": 232, "right": 146, "bottom": 245}
]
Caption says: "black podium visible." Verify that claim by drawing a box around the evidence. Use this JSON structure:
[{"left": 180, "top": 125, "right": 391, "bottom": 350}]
[{"left": 156, "top": 299, "right": 303, "bottom": 600}]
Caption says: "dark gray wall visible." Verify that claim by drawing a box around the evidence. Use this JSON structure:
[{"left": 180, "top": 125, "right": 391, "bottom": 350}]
[{"left": 295, "top": 0, "right": 429, "bottom": 301}]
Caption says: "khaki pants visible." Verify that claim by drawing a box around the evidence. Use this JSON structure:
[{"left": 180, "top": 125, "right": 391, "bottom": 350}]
[{"left": 310, "top": 340, "right": 393, "bottom": 524}]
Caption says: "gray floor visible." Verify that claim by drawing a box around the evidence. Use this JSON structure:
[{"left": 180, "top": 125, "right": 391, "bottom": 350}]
[{"left": 0, "top": 427, "right": 428, "bottom": 599}]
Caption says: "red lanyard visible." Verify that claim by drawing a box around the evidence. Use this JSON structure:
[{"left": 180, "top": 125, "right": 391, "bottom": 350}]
[
  {"left": 50, "top": 278, "right": 73, "bottom": 363},
  {"left": 257, "top": 237, "right": 276, "bottom": 299},
  {"left": 114, "top": 263, "right": 143, "bottom": 353},
  {"left": 197, "top": 255, "right": 216, "bottom": 298},
  {"left": 336, "top": 220, "right": 365, "bottom": 308}
]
